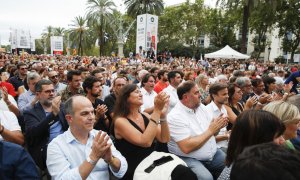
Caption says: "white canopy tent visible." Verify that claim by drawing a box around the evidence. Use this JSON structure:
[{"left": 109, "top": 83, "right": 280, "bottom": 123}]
[{"left": 204, "top": 45, "right": 250, "bottom": 59}]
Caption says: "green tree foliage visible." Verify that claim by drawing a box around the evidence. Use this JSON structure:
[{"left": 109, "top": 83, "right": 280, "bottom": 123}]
[
  {"left": 68, "top": 16, "right": 94, "bottom": 56},
  {"left": 248, "top": 1, "right": 278, "bottom": 59},
  {"left": 206, "top": 8, "right": 238, "bottom": 48},
  {"left": 125, "top": 0, "right": 164, "bottom": 18},
  {"left": 277, "top": 0, "right": 300, "bottom": 61},
  {"left": 86, "top": 0, "right": 116, "bottom": 56}
]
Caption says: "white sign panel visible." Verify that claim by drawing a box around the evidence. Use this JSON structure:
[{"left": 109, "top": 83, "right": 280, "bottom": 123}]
[
  {"left": 136, "top": 14, "right": 158, "bottom": 57},
  {"left": 16, "top": 29, "right": 31, "bottom": 49},
  {"left": 50, "top": 36, "right": 63, "bottom": 55},
  {"left": 30, "top": 38, "right": 36, "bottom": 52}
]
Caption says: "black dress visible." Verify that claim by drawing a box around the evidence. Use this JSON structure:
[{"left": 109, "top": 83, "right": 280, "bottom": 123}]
[{"left": 114, "top": 114, "right": 155, "bottom": 180}]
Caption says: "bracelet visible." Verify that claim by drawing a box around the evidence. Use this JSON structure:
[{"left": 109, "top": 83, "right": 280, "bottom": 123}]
[
  {"left": 0, "top": 125, "right": 4, "bottom": 134},
  {"left": 105, "top": 156, "right": 115, "bottom": 164},
  {"left": 150, "top": 118, "right": 159, "bottom": 125},
  {"left": 159, "top": 118, "right": 167, "bottom": 124}
]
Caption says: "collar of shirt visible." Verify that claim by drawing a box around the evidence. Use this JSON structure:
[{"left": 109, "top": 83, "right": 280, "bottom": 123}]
[
  {"left": 141, "top": 87, "right": 155, "bottom": 96},
  {"left": 65, "top": 128, "right": 96, "bottom": 144},
  {"left": 66, "top": 86, "right": 84, "bottom": 95},
  {"left": 178, "top": 101, "right": 196, "bottom": 114},
  {"left": 28, "top": 90, "right": 35, "bottom": 96}
]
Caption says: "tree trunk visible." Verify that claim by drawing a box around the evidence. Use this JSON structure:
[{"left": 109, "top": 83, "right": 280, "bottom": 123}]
[
  {"left": 79, "top": 32, "right": 82, "bottom": 56},
  {"left": 241, "top": 5, "right": 249, "bottom": 54}
]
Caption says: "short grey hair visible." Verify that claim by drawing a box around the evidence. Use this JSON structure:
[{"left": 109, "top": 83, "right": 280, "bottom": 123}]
[
  {"left": 64, "top": 96, "right": 75, "bottom": 116},
  {"left": 27, "top": 72, "right": 40, "bottom": 83},
  {"left": 236, "top": 77, "right": 250, "bottom": 88},
  {"left": 64, "top": 95, "right": 84, "bottom": 116}
]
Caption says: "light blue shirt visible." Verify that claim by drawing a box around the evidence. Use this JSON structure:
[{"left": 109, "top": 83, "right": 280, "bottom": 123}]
[
  {"left": 54, "top": 83, "right": 67, "bottom": 94},
  {"left": 45, "top": 111, "right": 63, "bottom": 143},
  {"left": 18, "top": 90, "right": 36, "bottom": 114},
  {"left": 46, "top": 129, "right": 128, "bottom": 180}
]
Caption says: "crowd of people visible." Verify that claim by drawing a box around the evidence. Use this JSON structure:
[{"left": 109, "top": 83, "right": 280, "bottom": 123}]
[{"left": 1, "top": 52, "right": 300, "bottom": 180}]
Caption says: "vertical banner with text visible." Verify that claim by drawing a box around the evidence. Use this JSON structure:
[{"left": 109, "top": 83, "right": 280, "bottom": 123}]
[
  {"left": 50, "top": 36, "right": 63, "bottom": 55},
  {"left": 136, "top": 14, "right": 158, "bottom": 58}
]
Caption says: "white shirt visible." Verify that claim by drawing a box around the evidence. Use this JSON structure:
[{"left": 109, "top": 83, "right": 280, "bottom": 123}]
[
  {"left": 140, "top": 87, "right": 157, "bottom": 111},
  {"left": 101, "top": 85, "right": 110, "bottom": 101},
  {"left": 0, "top": 110, "right": 21, "bottom": 141},
  {"left": 205, "top": 101, "right": 228, "bottom": 148},
  {"left": 167, "top": 101, "right": 217, "bottom": 161},
  {"left": 162, "top": 85, "right": 179, "bottom": 113},
  {"left": 0, "top": 94, "right": 17, "bottom": 111},
  {"left": 46, "top": 129, "right": 128, "bottom": 180}
]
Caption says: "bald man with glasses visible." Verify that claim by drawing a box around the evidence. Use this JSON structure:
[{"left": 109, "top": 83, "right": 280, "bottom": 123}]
[{"left": 48, "top": 71, "right": 67, "bottom": 94}]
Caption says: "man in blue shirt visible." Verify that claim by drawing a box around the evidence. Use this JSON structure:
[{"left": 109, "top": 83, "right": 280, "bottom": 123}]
[
  {"left": 0, "top": 141, "right": 39, "bottom": 179},
  {"left": 46, "top": 96, "right": 127, "bottom": 179},
  {"left": 24, "top": 79, "right": 68, "bottom": 170}
]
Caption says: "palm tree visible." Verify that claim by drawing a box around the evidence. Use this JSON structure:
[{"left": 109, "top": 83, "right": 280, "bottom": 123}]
[
  {"left": 53, "top": 27, "right": 65, "bottom": 36},
  {"left": 86, "top": 0, "right": 116, "bottom": 56},
  {"left": 41, "top": 26, "right": 54, "bottom": 54},
  {"left": 69, "top": 16, "right": 89, "bottom": 56},
  {"left": 125, "top": 0, "right": 164, "bottom": 18}
]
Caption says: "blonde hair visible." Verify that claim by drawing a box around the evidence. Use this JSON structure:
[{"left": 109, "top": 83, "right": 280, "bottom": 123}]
[{"left": 263, "top": 101, "right": 300, "bottom": 124}]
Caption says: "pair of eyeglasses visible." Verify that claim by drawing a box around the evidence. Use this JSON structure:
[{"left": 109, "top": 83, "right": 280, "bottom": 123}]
[
  {"left": 20, "top": 67, "right": 28, "bottom": 70},
  {"left": 49, "top": 75, "right": 58, "bottom": 79},
  {"left": 42, "top": 89, "right": 55, "bottom": 94}
]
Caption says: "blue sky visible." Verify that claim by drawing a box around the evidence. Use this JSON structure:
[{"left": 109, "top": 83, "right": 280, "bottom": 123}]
[{"left": 0, "top": 0, "right": 217, "bottom": 45}]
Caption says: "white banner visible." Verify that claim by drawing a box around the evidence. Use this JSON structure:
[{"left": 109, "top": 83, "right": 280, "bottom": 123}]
[
  {"left": 30, "top": 38, "right": 36, "bottom": 52},
  {"left": 136, "top": 14, "right": 158, "bottom": 57},
  {"left": 16, "top": 29, "right": 31, "bottom": 49},
  {"left": 50, "top": 36, "right": 63, "bottom": 55},
  {"left": 294, "top": 54, "right": 300, "bottom": 63}
]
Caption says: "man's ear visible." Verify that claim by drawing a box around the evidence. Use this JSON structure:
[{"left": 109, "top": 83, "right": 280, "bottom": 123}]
[{"left": 65, "top": 114, "right": 73, "bottom": 123}]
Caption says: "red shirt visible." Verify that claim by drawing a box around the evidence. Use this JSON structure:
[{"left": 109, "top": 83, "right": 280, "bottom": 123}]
[
  {"left": 154, "top": 81, "right": 169, "bottom": 94},
  {"left": 0, "top": 81, "right": 16, "bottom": 97}
]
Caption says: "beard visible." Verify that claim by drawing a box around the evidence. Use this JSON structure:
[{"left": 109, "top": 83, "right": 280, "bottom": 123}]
[
  {"left": 91, "top": 92, "right": 99, "bottom": 98},
  {"left": 41, "top": 99, "right": 52, "bottom": 107}
]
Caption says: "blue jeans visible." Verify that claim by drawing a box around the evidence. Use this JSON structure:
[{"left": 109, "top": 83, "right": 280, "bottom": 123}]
[{"left": 180, "top": 149, "right": 225, "bottom": 180}]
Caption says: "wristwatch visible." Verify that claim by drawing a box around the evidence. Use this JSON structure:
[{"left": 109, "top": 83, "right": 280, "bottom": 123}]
[{"left": 87, "top": 156, "right": 97, "bottom": 165}]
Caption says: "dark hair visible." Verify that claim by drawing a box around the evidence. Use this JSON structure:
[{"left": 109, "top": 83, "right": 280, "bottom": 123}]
[
  {"left": 157, "top": 70, "right": 167, "bottom": 80},
  {"left": 78, "top": 67, "right": 89, "bottom": 73},
  {"left": 226, "top": 110, "right": 285, "bottom": 166},
  {"left": 114, "top": 84, "right": 138, "bottom": 119},
  {"left": 228, "top": 83, "right": 239, "bottom": 104},
  {"left": 35, "top": 79, "right": 53, "bottom": 92},
  {"left": 209, "top": 83, "right": 228, "bottom": 101},
  {"left": 67, "top": 70, "right": 81, "bottom": 81},
  {"left": 251, "top": 78, "right": 263, "bottom": 88},
  {"left": 17, "top": 62, "right": 26, "bottom": 69},
  {"left": 231, "top": 142, "right": 300, "bottom": 180},
  {"left": 141, "top": 73, "right": 155, "bottom": 87},
  {"left": 168, "top": 71, "right": 183, "bottom": 82},
  {"left": 177, "top": 81, "right": 196, "bottom": 100},
  {"left": 150, "top": 67, "right": 159, "bottom": 74},
  {"left": 82, "top": 76, "right": 101, "bottom": 93},
  {"left": 91, "top": 69, "right": 103, "bottom": 76},
  {"left": 113, "top": 76, "right": 127, "bottom": 87},
  {"left": 262, "top": 76, "right": 275, "bottom": 93}
]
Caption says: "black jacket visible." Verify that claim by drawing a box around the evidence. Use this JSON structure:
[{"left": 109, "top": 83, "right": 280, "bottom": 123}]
[{"left": 23, "top": 102, "right": 68, "bottom": 170}]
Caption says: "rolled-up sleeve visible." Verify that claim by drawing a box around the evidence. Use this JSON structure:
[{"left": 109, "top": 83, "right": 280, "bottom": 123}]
[{"left": 109, "top": 142, "right": 128, "bottom": 178}]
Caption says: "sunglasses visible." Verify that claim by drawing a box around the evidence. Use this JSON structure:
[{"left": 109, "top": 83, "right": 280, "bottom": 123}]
[{"left": 49, "top": 75, "right": 58, "bottom": 79}]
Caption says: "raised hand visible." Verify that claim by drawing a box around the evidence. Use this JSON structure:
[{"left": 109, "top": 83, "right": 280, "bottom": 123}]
[
  {"left": 95, "top": 104, "right": 108, "bottom": 119},
  {"left": 154, "top": 92, "right": 169, "bottom": 111},
  {"left": 90, "top": 131, "right": 111, "bottom": 162},
  {"left": 208, "top": 113, "right": 228, "bottom": 135},
  {"left": 52, "top": 96, "right": 61, "bottom": 116},
  {"left": 245, "top": 96, "right": 258, "bottom": 108}
]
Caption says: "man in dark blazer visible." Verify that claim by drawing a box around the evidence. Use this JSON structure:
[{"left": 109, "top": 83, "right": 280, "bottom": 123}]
[{"left": 24, "top": 79, "right": 68, "bottom": 170}]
